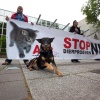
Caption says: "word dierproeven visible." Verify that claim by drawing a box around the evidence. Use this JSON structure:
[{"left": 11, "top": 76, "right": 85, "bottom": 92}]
[{"left": 63, "top": 37, "right": 100, "bottom": 54}]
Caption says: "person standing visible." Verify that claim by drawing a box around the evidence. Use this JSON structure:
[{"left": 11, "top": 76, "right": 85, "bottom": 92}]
[
  {"left": 2, "top": 6, "right": 33, "bottom": 66},
  {"left": 69, "top": 20, "right": 82, "bottom": 63}
]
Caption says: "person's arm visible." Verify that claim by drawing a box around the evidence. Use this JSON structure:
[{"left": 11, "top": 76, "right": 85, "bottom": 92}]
[
  {"left": 24, "top": 15, "right": 28, "bottom": 23},
  {"left": 78, "top": 27, "right": 85, "bottom": 36},
  {"left": 24, "top": 15, "right": 34, "bottom": 25},
  {"left": 78, "top": 27, "right": 81, "bottom": 34},
  {"left": 25, "top": 16, "right": 28, "bottom": 23},
  {"left": 69, "top": 27, "right": 73, "bottom": 32},
  {"left": 78, "top": 27, "right": 83, "bottom": 35},
  {"left": 5, "top": 13, "right": 15, "bottom": 21},
  {"left": 5, "top": 16, "right": 9, "bottom": 21},
  {"left": 11, "top": 14, "right": 15, "bottom": 19},
  {"left": 69, "top": 26, "right": 76, "bottom": 34}
]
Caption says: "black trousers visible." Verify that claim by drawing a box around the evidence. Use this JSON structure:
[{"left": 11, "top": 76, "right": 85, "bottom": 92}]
[
  {"left": 5, "top": 59, "right": 29, "bottom": 64},
  {"left": 71, "top": 59, "right": 79, "bottom": 62}
]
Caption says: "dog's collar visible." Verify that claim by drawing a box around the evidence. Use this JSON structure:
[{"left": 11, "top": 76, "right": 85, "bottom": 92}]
[
  {"left": 40, "top": 48, "right": 48, "bottom": 52},
  {"left": 40, "top": 47, "right": 51, "bottom": 52}
]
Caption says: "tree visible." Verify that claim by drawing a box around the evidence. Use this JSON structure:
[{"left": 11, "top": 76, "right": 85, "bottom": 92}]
[
  {"left": 0, "top": 22, "right": 6, "bottom": 35},
  {"left": 0, "top": 35, "right": 6, "bottom": 53},
  {"left": 81, "top": 0, "right": 100, "bottom": 27}
]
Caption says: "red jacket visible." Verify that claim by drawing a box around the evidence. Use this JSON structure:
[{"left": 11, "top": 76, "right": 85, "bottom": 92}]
[{"left": 11, "top": 13, "right": 28, "bottom": 22}]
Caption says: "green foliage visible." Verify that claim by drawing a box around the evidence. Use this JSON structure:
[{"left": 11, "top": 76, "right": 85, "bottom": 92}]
[
  {"left": 0, "top": 22, "right": 7, "bottom": 54},
  {"left": 0, "top": 35, "right": 6, "bottom": 53},
  {"left": 81, "top": 0, "right": 100, "bottom": 27}
]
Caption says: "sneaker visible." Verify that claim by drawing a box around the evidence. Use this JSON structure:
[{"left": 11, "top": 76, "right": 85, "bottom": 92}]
[
  {"left": 71, "top": 60, "right": 80, "bottom": 63},
  {"left": 25, "top": 62, "right": 29, "bottom": 68},
  {"left": 2, "top": 62, "right": 10, "bottom": 65},
  {"left": 76, "top": 60, "right": 80, "bottom": 63},
  {"left": 71, "top": 60, "right": 76, "bottom": 62},
  {"left": 95, "top": 59, "right": 100, "bottom": 61}
]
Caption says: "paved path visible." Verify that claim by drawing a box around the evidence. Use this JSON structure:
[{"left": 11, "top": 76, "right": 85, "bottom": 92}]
[
  {"left": 21, "top": 59, "right": 100, "bottom": 100},
  {"left": 0, "top": 58, "right": 32, "bottom": 100},
  {"left": 0, "top": 59, "right": 100, "bottom": 100}
]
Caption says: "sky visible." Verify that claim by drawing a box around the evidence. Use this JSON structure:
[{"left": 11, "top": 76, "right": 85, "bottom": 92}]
[{"left": 0, "top": 0, "right": 88, "bottom": 25}]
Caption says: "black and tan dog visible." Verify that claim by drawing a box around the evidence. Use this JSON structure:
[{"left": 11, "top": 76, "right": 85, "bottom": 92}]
[{"left": 28, "top": 37, "right": 63, "bottom": 77}]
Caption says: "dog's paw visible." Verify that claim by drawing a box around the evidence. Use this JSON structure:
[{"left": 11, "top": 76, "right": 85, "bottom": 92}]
[
  {"left": 19, "top": 54, "right": 25, "bottom": 58},
  {"left": 29, "top": 67, "right": 33, "bottom": 71},
  {"left": 58, "top": 73, "right": 63, "bottom": 77}
]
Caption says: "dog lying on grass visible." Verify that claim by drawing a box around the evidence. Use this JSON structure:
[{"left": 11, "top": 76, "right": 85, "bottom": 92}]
[{"left": 28, "top": 37, "right": 63, "bottom": 77}]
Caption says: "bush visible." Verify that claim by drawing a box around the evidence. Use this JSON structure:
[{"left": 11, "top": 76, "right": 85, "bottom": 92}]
[{"left": 0, "top": 35, "right": 6, "bottom": 54}]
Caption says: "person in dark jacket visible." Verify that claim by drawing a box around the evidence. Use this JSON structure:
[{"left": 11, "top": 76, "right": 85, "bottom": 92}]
[
  {"left": 69, "top": 20, "right": 82, "bottom": 63},
  {"left": 2, "top": 6, "right": 33, "bottom": 66}
]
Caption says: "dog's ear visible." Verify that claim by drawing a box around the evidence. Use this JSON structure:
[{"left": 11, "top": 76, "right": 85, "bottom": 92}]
[
  {"left": 36, "top": 39, "right": 42, "bottom": 43},
  {"left": 50, "top": 38, "right": 54, "bottom": 42}
]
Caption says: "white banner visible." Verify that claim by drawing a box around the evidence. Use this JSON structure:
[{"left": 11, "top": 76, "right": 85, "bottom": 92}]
[{"left": 6, "top": 19, "right": 100, "bottom": 59}]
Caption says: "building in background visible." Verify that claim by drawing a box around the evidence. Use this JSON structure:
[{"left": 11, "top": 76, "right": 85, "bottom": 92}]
[
  {"left": 0, "top": 8, "right": 69, "bottom": 35},
  {"left": 78, "top": 18, "right": 100, "bottom": 39}
]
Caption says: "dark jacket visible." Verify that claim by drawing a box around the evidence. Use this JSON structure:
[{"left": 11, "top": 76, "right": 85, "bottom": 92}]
[{"left": 69, "top": 26, "right": 81, "bottom": 35}]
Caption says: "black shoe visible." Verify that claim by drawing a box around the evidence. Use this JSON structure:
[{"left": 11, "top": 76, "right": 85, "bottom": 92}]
[
  {"left": 71, "top": 60, "right": 76, "bottom": 63},
  {"left": 71, "top": 60, "right": 80, "bottom": 63},
  {"left": 95, "top": 59, "right": 100, "bottom": 61},
  {"left": 26, "top": 64, "right": 29, "bottom": 68},
  {"left": 2, "top": 62, "right": 10, "bottom": 65},
  {"left": 76, "top": 60, "right": 80, "bottom": 63}
]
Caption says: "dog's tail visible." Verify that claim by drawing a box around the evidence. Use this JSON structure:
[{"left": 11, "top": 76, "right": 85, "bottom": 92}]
[{"left": 27, "top": 58, "right": 37, "bottom": 68}]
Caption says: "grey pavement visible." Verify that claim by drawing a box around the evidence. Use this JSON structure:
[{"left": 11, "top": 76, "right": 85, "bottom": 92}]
[
  {"left": 20, "top": 59, "right": 100, "bottom": 100},
  {"left": 0, "top": 58, "right": 29, "bottom": 100},
  {"left": 0, "top": 58, "right": 100, "bottom": 100}
]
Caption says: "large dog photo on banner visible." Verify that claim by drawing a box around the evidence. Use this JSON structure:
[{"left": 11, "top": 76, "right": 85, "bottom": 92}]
[{"left": 9, "top": 21, "right": 38, "bottom": 58}]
